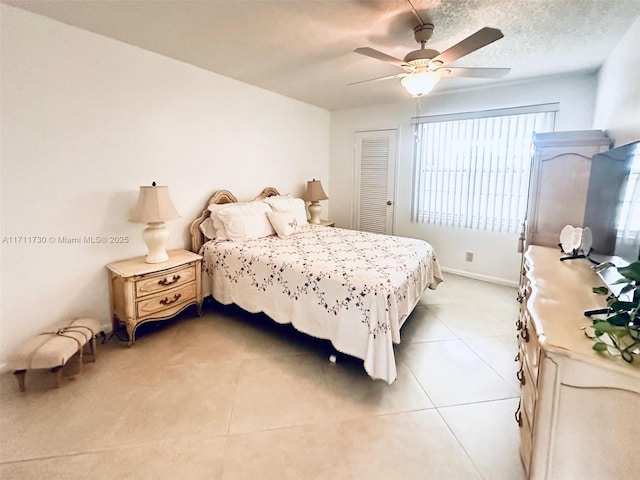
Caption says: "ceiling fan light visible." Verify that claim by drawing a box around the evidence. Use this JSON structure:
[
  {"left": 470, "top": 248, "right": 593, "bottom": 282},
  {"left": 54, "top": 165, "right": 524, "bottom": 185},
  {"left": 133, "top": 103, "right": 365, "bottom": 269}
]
[{"left": 400, "top": 71, "right": 441, "bottom": 97}]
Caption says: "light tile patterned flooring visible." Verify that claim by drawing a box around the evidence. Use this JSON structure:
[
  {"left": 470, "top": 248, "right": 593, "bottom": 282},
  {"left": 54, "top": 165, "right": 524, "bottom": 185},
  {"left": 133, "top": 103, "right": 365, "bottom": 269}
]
[{"left": 0, "top": 274, "right": 526, "bottom": 480}]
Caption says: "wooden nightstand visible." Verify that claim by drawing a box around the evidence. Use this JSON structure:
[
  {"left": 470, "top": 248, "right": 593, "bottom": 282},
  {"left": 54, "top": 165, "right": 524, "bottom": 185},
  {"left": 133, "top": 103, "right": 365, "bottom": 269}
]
[
  {"left": 107, "top": 249, "right": 203, "bottom": 345},
  {"left": 318, "top": 220, "right": 335, "bottom": 227}
]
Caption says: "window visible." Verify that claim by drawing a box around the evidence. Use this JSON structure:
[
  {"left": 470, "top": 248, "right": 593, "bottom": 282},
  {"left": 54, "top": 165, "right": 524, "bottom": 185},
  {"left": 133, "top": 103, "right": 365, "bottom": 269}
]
[{"left": 413, "top": 105, "right": 557, "bottom": 233}]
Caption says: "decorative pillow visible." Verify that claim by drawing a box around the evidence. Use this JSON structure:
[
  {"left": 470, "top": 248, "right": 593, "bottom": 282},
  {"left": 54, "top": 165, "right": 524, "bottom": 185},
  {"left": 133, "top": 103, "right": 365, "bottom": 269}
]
[
  {"left": 263, "top": 196, "right": 308, "bottom": 226},
  {"left": 267, "top": 211, "right": 302, "bottom": 238},
  {"left": 216, "top": 201, "right": 275, "bottom": 241}
]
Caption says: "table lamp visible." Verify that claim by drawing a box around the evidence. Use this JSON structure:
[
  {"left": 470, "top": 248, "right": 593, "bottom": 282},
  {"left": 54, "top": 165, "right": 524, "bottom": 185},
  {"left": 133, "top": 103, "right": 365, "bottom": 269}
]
[
  {"left": 302, "top": 179, "right": 328, "bottom": 224},
  {"left": 129, "top": 182, "right": 180, "bottom": 263}
]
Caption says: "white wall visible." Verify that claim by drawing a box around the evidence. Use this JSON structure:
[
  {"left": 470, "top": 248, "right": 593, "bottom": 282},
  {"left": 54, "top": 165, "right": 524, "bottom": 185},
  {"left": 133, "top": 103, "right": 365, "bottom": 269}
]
[
  {"left": 592, "top": 16, "right": 640, "bottom": 146},
  {"left": 0, "top": 5, "right": 330, "bottom": 366},
  {"left": 330, "top": 73, "right": 598, "bottom": 285}
]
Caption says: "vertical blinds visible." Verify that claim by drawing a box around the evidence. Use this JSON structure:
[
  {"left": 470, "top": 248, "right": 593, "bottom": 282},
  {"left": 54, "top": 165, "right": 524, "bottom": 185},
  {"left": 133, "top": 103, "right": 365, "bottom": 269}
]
[{"left": 413, "top": 105, "right": 557, "bottom": 233}]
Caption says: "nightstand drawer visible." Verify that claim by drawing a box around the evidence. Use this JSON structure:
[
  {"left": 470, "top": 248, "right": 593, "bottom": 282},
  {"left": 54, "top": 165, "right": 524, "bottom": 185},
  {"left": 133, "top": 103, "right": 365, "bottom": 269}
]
[
  {"left": 136, "top": 282, "right": 197, "bottom": 319},
  {"left": 135, "top": 264, "right": 196, "bottom": 297}
]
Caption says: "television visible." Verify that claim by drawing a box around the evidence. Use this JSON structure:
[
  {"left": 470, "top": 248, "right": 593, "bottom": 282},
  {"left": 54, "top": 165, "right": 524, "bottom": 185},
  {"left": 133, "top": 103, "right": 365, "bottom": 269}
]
[
  {"left": 584, "top": 140, "right": 640, "bottom": 261},
  {"left": 584, "top": 140, "right": 640, "bottom": 299}
]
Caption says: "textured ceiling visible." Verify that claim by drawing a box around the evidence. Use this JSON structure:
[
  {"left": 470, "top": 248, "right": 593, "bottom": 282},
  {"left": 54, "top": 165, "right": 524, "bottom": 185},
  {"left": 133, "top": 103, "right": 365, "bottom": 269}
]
[{"left": 4, "top": 0, "right": 640, "bottom": 110}]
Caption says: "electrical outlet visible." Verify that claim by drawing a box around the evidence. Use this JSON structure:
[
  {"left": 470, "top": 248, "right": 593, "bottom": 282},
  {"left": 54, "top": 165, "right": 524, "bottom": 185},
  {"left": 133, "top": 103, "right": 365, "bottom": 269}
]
[{"left": 465, "top": 251, "right": 474, "bottom": 262}]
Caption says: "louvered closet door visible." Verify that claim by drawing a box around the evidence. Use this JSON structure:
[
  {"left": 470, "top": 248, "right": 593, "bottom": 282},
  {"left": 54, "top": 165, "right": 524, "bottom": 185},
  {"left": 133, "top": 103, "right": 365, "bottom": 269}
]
[{"left": 353, "top": 130, "right": 397, "bottom": 235}]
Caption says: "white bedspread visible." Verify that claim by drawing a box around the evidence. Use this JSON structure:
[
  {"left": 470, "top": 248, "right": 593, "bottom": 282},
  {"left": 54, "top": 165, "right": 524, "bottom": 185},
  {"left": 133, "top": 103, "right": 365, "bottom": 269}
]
[{"left": 201, "top": 225, "right": 442, "bottom": 383}]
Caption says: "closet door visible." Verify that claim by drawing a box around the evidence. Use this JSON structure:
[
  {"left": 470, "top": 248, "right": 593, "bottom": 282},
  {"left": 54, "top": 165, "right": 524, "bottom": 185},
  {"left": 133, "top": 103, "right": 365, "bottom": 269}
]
[{"left": 353, "top": 130, "right": 397, "bottom": 235}]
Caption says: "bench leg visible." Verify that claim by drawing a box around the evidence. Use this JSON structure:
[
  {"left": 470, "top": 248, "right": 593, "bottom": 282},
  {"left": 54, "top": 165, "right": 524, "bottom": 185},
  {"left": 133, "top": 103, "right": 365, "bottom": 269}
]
[
  {"left": 13, "top": 370, "right": 26, "bottom": 392},
  {"left": 51, "top": 366, "right": 63, "bottom": 388},
  {"left": 86, "top": 337, "right": 97, "bottom": 362}
]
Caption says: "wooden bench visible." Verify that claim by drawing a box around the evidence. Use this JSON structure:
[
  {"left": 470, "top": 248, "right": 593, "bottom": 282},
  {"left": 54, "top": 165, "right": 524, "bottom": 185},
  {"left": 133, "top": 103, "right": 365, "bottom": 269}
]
[{"left": 10, "top": 318, "right": 103, "bottom": 391}]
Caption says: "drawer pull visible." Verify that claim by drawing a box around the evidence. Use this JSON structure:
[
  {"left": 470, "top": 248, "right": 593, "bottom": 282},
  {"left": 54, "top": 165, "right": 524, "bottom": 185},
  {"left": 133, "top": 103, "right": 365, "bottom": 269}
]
[
  {"left": 160, "top": 293, "right": 182, "bottom": 306},
  {"left": 515, "top": 401, "right": 523, "bottom": 427},
  {"left": 159, "top": 275, "right": 181, "bottom": 286},
  {"left": 517, "top": 367, "right": 526, "bottom": 385}
]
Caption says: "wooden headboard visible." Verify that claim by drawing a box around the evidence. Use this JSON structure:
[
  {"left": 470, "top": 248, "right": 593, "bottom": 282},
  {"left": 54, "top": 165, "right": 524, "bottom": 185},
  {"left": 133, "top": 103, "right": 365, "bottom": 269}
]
[{"left": 189, "top": 187, "right": 281, "bottom": 253}]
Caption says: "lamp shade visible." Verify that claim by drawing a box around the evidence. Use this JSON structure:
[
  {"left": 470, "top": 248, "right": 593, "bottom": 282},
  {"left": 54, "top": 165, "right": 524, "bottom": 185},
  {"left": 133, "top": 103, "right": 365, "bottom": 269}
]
[
  {"left": 129, "top": 184, "right": 180, "bottom": 224},
  {"left": 401, "top": 70, "right": 442, "bottom": 97},
  {"left": 302, "top": 179, "right": 328, "bottom": 202}
]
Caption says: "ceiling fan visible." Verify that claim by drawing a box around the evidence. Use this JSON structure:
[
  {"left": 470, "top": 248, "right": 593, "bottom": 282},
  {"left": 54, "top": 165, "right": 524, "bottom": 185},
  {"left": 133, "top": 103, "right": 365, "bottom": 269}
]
[{"left": 351, "top": 2, "right": 510, "bottom": 96}]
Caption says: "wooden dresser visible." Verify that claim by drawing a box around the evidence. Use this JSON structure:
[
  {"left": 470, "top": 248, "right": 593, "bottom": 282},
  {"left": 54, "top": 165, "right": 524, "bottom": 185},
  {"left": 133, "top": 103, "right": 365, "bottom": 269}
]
[
  {"left": 516, "top": 246, "right": 640, "bottom": 479},
  {"left": 107, "top": 249, "right": 203, "bottom": 345}
]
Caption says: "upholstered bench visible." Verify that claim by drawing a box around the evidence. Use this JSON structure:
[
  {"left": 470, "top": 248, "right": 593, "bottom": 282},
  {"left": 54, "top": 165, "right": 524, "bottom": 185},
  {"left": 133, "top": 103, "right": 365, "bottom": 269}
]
[{"left": 10, "top": 318, "right": 103, "bottom": 391}]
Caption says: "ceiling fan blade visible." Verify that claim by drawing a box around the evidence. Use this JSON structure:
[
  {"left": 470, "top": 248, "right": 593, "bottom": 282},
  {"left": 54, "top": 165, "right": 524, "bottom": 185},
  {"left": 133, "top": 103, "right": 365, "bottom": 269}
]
[
  {"left": 430, "top": 27, "right": 504, "bottom": 66},
  {"left": 347, "top": 72, "right": 407, "bottom": 86},
  {"left": 354, "top": 47, "right": 408, "bottom": 68},
  {"left": 439, "top": 67, "right": 510, "bottom": 78}
]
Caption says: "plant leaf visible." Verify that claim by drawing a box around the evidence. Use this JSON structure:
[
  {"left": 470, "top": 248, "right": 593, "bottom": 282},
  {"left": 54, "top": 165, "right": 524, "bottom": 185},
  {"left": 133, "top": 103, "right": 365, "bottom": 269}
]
[
  {"left": 620, "top": 284, "right": 635, "bottom": 295},
  {"left": 592, "top": 286, "right": 609, "bottom": 295},
  {"left": 609, "top": 301, "right": 636, "bottom": 312},
  {"left": 617, "top": 262, "right": 640, "bottom": 282},
  {"left": 593, "top": 321, "right": 622, "bottom": 333},
  {"left": 613, "top": 327, "right": 631, "bottom": 338},
  {"left": 592, "top": 342, "right": 608, "bottom": 352},
  {"left": 606, "top": 313, "right": 631, "bottom": 327}
]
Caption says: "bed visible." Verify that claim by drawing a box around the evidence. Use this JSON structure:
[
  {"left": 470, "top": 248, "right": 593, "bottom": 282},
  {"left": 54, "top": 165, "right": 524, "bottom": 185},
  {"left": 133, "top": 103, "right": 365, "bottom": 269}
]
[{"left": 189, "top": 187, "right": 442, "bottom": 384}]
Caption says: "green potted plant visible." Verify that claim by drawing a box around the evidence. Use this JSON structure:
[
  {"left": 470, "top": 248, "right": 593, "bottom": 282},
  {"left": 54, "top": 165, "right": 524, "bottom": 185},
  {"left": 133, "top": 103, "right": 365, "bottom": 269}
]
[{"left": 590, "top": 261, "right": 640, "bottom": 363}]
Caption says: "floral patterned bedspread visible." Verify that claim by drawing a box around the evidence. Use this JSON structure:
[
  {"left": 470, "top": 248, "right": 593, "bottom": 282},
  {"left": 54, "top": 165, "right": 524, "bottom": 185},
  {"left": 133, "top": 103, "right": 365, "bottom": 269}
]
[{"left": 201, "top": 225, "right": 442, "bottom": 383}]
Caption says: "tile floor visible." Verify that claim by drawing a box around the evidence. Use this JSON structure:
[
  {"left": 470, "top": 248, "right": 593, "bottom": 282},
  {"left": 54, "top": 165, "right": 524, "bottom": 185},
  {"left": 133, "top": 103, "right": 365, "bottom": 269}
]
[{"left": 0, "top": 273, "right": 526, "bottom": 480}]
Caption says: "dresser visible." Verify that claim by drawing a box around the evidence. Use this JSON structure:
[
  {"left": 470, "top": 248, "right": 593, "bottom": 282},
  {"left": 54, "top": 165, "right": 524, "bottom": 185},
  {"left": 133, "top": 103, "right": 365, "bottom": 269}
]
[
  {"left": 107, "top": 249, "right": 203, "bottom": 345},
  {"left": 516, "top": 246, "right": 640, "bottom": 479},
  {"left": 526, "top": 130, "right": 610, "bottom": 248}
]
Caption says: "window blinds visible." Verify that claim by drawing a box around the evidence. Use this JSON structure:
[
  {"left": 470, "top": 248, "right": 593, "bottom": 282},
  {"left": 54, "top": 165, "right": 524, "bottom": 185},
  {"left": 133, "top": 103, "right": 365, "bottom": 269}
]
[{"left": 413, "top": 105, "right": 557, "bottom": 233}]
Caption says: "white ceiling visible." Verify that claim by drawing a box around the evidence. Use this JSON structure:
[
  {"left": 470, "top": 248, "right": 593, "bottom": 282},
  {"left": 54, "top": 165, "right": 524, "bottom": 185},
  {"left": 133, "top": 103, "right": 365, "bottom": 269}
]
[{"left": 5, "top": 0, "right": 640, "bottom": 111}]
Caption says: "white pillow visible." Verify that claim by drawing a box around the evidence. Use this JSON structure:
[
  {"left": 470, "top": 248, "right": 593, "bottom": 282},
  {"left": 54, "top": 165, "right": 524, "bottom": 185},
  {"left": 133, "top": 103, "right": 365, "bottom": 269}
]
[
  {"left": 267, "top": 211, "right": 302, "bottom": 238},
  {"left": 207, "top": 203, "right": 237, "bottom": 240},
  {"left": 199, "top": 217, "right": 217, "bottom": 240},
  {"left": 261, "top": 194, "right": 292, "bottom": 209},
  {"left": 216, "top": 202, "right": 275, "bottom": 241},
  {"left": 263, "top": 196, "right": 308, "bottom": 225}
]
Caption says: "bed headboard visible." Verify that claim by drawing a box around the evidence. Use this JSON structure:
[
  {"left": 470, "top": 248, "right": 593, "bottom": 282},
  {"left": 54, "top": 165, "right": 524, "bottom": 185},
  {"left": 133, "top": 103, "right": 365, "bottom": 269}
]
[{"left": 189, "top": 187, "right": 281, "bottom": 253}]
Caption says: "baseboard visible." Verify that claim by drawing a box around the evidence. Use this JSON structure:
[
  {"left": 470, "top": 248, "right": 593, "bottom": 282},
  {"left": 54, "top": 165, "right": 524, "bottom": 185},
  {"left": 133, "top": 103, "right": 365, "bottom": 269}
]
[{"left": 441, "top": 266, "right": 519, "bottom": 288}]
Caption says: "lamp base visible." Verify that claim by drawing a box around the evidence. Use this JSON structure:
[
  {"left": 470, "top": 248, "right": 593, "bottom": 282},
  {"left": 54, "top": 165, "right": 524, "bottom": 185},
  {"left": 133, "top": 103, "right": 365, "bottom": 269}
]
[
  {"left": 308, "top": 202, "right": 322, "bottom": 225},
  {"left": 142, "top": 222, "right": 170, "bottom": 263}
]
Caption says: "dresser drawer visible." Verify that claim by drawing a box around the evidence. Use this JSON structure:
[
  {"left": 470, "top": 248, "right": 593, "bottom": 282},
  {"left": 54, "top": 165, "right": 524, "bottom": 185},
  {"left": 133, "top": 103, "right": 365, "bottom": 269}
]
[
  {"left": 520, "top": 309, "right": 542, "bottom": 382},
  {"left": 521, "top": 362, "right": 537, "bottom": 428},
  {"left": 136, "top": 282, "right": 197, "bottom": 318},
  {"left": 519, "top": 401, "right": 533, "bottom": 477},
  {"left": 135, "top": 264, "right": 196, "bottom": 298}
]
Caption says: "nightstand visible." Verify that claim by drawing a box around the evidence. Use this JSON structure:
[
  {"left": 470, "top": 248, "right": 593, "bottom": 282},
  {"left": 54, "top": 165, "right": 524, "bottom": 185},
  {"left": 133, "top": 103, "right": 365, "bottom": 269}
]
[
  {"left": 318, "top": 220, "right": 335, "bottom": 227},
  {"left": 107, "top": 249, "right": 203, "bottom": 345}
]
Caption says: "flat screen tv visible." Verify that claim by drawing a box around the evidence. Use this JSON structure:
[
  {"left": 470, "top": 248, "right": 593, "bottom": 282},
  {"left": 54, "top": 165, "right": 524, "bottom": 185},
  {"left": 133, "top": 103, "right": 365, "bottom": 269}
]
[
  {"left": 585, "top": 140, "right": 640, "bottom": 262},
  {"left": 584, "top": 140, "right": 640, "bottom": 299}
]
